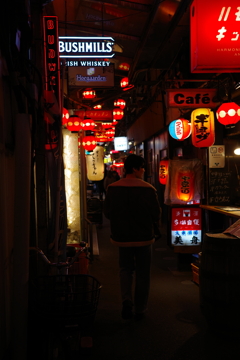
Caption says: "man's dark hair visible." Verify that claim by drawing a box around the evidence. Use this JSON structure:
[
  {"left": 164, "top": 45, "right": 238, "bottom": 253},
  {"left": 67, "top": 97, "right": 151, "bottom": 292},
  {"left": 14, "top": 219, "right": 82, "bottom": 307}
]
[{"left": 124, "top": 154, "right": 145, "bottom": 174}]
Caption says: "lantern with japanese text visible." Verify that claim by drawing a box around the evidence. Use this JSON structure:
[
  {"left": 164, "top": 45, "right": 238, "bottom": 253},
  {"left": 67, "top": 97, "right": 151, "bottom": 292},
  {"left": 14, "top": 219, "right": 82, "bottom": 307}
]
[
  {"left": 169, "top": 118, "right": 191, "bottom": 141},
  {"left": 159, "top": 160, "right": 169, "bottom": 185},
  {"left": 119, "top": 63, "right": 130, "bottom": 71},
  {"left": 113, "top": 108, "right": 124, "bottom": 120},
  {"left": 82, "top": 88, "right": 96, "bottom": 99},
  {"left": 114, "top": 99, "right": 126, "bottom": 109},
  {"left": 191, "top": 108, "right": 215, "bottom": 148},
  {"left": 80, "top": 118, "right": 96, "bottom": 131},
  {"left": 216, "top": 102, "right": 240, "bottom": 127},
  {"left": 62, "top": 108, "right": 69, "bottom": 125},
  {"left": 66, "top": 115, "right": 81, "bottom": 132},
  {"left": 86, "top": 146, "right": 104, "bottom": 181},
  {"left": 177, "top": 169, "right": 195, "bottom": 202},
  {"left": 120, "top": 77, "right": 129, "bottom": 88},
  {"left": 81, "top": 135, "right": 97, "bottom": 151}
]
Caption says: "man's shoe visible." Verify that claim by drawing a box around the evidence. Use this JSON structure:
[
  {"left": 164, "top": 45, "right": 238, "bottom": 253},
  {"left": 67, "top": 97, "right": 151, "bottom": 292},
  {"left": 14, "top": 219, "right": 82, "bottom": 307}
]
[{"left": 121, "top": 301, "right": 133, "bottom": 319}]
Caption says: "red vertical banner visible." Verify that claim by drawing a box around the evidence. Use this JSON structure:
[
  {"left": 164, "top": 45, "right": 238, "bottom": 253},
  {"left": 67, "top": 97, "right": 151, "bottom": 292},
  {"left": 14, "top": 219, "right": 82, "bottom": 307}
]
[{"left": 43, "top": 16, "right": 61, "bottom": 107}]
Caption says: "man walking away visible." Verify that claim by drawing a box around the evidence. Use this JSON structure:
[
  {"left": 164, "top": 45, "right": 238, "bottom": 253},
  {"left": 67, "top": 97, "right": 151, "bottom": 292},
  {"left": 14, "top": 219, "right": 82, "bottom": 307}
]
[{"left": 104, "top": 154, "right": 161, "bottom": 320}]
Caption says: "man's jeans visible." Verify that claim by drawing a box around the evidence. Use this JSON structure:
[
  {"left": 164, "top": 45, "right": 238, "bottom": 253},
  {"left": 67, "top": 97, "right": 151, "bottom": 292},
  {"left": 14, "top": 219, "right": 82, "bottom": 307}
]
[{"left": 119, "top": 245, "right": 152, "bottom": 314}]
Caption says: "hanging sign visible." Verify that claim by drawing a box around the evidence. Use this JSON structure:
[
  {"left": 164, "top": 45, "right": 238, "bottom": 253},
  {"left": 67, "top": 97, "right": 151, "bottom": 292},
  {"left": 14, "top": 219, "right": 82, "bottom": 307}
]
[
  {"left": 208, "top": 145, "right": 225, "bottom": 168},
  {"left": 86, "top": 146, "right": 104, "bottom": 181},
  {"left": 191, "top": 0, "right": 240, "bottom": 73},
  {"left": 167, "top": 89, "right": 217, "bottom": 108},
  {"left": 171, "top": 207, "right": 202, "bottom": 248},
  {"left": 191, "top": 108, "right": 215, "bottom": 148},
  {"left": 68, "top": 64, "right": 114, "bottom": 87},
  {"left": 59, "top": 36, "right": 115, "bottom": 58},
  {"left": 75, "top": 110, "right": 113, "bottom": 122},
  {"left": 43, "top": 16, "right": 61, "bottom": 105}
]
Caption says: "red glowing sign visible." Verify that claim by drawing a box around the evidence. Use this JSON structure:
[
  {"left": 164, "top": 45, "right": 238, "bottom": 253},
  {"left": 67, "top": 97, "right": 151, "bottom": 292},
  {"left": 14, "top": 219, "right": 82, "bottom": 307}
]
[
  {"left": 191, "top": 0, "right": 240, "bottom": 72},
  {"left": 43, "top": 16, "right": 61, "bottom": 104}
]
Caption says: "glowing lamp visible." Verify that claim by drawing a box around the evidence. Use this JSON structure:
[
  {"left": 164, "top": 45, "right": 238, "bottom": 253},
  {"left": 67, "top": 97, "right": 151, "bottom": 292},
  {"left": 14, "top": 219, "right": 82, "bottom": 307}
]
[
  {"left": 93, "top": 104, "right": 102, "bottom": 109},
  {"left": 102, "top": 122, "right": 113, "bottom": 129},
  {"left": 177, "top": 170, "right": 195, "bottom": 202},
  {"left": 106, "top": 129, "right": 115, "bottom": 137},
  {"left": 159, "top": 160, "right": 169, "bottom": 185},
  {"left": 80, "top": 119, "right": 96, "bottom": 131},
  {"left": 62, "top": 108, "right": 70, "bottom": 125},
  {"left": 169, "top": 118, "right": 191, "bottom": 141},
  {"left": 114, "top": 99, "right": 126, "bottom": 109},
  {"left": 82, "top": 88, "right": 96, "bottom": 99},
  {"left": 81, "top": 135, "right": 97, "bottom": 151},
  {"left": 119, "top": 63, "right": 130, "bottom": 71},
  {"left": 113, "top": 108, "right": 124, "bottom": 120},
  {"left": 120, "top": 77, "right": 129, "bottom": 88},
  {"left": 191, "top": 108, "right": 215, "bottom": 148},
  {"left": 86, "top": 146, "right": 104, "bottom": 181},
  {"left": 112, "top": 119, "right": 118, "bottom": 126},
  {"left": 216, "top": 102, "right": 240, "bottom": 127},
  {"left": 95, "top": 132, "right": 108, "bottom": 142},
  {"left": 66, "top": 115, "right": 81, "bottom": 132}
]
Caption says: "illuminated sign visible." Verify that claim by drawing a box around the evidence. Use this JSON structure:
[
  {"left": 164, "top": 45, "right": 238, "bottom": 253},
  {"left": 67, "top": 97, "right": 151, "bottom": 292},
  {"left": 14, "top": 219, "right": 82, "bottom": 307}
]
[
  {"left": 75, "top": 110, "right": 113, "bottom": 122},
  {"left": 171, "top": 207, "right": 202, "bottom": 247},
  {"left": 59, "top": 36, "right": 115, "bottom": 58},
  {"left": 114, "top": 137, "right": 129, "bottom": 151},
  {"left": 191, "top": 0, "right": 240, "bottom": 72},
  {"left": 68, "top": 64, "right": 114, "bottom": 87},
  {"left": 43, "top": 16, "right": 61, "bottom": 104},
  {"left": 167, "top": 89, "right": 217, "bottom": 108},
  {"left": 60, "top": 60, "right": 112, "bottom": 67}
]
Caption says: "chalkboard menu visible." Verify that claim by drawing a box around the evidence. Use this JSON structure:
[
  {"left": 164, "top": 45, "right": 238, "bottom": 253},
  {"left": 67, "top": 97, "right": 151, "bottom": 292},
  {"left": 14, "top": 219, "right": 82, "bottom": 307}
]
[{"left": 208, "top": 169, "right": 233, "bottom": 205}]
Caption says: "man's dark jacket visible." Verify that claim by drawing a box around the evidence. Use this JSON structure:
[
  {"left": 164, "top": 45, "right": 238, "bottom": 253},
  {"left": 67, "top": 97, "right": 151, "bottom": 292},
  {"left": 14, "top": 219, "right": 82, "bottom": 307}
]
[{"left": 104, "top": 178, "right": 161, "bottom": 247}]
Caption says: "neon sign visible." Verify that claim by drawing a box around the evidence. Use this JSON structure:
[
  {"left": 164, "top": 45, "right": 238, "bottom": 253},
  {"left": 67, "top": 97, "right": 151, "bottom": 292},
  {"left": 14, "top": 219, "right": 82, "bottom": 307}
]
[
  {"left": 191, "top": 0, "right": 240, "bottom": 72},
  {"left": 59, "top": 36, "right": 115, "bottom": 58}
]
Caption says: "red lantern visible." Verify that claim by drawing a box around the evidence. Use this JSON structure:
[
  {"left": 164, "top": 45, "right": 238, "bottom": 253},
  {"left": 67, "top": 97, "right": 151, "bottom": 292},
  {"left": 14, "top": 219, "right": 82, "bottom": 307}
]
[
  {"left": 93, "top": 104, "right": 102, "bottom": 109},
  {"left": 106, "top": 129, "right": 115, "bottom": 137},
  {"left": 191, "top": 108, "right": 215, "bottom": 148},
  {"left": 62, "top": 108, "right": 69, "bottom": 125},
  {"left": 82, "top": 88, "right": 96, "bottom": 99},
  {"left": 102, "top": 122, "right": 113, "bottom": 129},
  {"left": 81, "top": 135, "right": 97, "bottom": 151},
  {"left": 169, "top": 118, "right": 191, "bottom": 141},
  {"left": 120, "top": 77, "right": 129, "bottom": 88},
  {"left": 177, "top": 170, "right": 195, "bottom": 202},
  {"left": 80, "top": 119, "right": 96, "bottom": 131},
  {"left": 113, "top": 108, "right": 124, "bottom": 120},
  {"left": 112, "top": 119, "right": 118, "bottom": 126},
  {"left": 114, "top": 99, "right": 126, "bottom": 109},
  {"left": 66, "top": 115, "right": 81, "bottom": 132},
  {"left": 119, "top": 63, "right": 130, "bottom": 71},
  {"left": 216, "top": 102, "right": 240, "bottom": 127},
  {"left": 159, "top": 160, "right": 169, "bottom": 185}
]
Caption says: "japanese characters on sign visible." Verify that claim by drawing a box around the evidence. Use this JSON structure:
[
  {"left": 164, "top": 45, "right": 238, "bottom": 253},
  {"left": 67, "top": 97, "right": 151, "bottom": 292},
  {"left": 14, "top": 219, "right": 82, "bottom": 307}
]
[
  {"left": 171, "top": 208, "right": 202, "bottom": 246},
  {"left": 86, "top": 146, "right": 104, "bottom": 181},
  {"left": 191, "top": 0, "right": 240, "bottom": 72},
  {"left": 191, "top": 108, "right": 215, "bottom": 148}
]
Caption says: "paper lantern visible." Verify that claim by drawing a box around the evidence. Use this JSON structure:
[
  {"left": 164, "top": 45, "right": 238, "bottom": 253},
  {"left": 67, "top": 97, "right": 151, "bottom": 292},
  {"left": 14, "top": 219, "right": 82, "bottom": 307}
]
[
  {"left": 169, "top": 118, "right": 191, "bottom": 141},
  {"left": 82, "top": 135, "right": 97, "bottom": 151},
  {"left": 93, "top": 104, "right": 102, "bottom": 109},
  {"left": 114, "top": 99, "right": 126, "bottom": 109},
  {"left": 62, "top": 108, "right": 70, "bottom": 125},
  {"left": 82, "top": 88, "right": 96, "bottom": 99},
  {"left": 159, "top": 160, "right": 169, "bottom": 185},
  {"left": 113, "top": 108, "right": 124, "bottom": 120},
  {"left": 119, "top": 63, "right": 130, "bottom": 71},
  {"left": 191, "top": 108, "right": 215, "bottom": 148},
  {"left": 216, "top": 102, "right": 240, "bottom": 127},
  {"left": 120, "top": 77, "right": 129, "bottom": 88},
  {"left": 102, "top": 122, "right": 113, "bottom": 129},
  {"left": 80, "top": 119, "right": 96, "bottom": 131},
  {"left": 177, "top": 170, "right": 195, "bottom": 202},
  {"left": 66, "top": 115, "right": 81, "bottom": 132},
  {"left": 86, "top": 146, "right": 104, "bottom": 181},
  {"left": 106, "top": 129, "right": 115, "bottom": 137}
]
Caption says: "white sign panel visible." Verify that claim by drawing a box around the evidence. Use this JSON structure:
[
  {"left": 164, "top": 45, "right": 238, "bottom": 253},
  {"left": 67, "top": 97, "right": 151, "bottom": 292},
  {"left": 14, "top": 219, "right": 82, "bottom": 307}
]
[
  {"left": 114, "top": 137, "right": 129, "bottom": 151},
  {"left": 208, "top": 145, "right": 225, "bottom": 168}
]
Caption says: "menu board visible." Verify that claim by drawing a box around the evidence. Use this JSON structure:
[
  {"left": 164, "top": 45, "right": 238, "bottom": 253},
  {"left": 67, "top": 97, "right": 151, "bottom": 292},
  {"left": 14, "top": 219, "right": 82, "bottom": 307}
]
[{"left": 208, "top": 169, "right": 232, "bottom": 205}]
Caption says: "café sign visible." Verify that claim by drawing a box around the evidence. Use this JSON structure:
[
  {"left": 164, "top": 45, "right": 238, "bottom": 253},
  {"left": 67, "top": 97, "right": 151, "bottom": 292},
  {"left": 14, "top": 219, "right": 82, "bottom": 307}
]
[
  {"left": 191, "top": 0, "right": 240, "bottom": 72},
  {"left": 167, "top": 89, "right": 217, "bottom": 108},
  {"left": 59, "top": 36, "right": 115, "bottom": 59}
]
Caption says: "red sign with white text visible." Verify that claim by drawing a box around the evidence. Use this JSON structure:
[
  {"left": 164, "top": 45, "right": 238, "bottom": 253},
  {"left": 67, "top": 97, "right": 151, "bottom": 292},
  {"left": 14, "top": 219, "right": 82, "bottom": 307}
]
[
  {"left": 167, "top": 89, "right": 217, "bottom": 108},
  {"left": 75, "top": 110, "right": 113, "bottom": 121},
  {"left": 191, "top": 0, "right": 240, "bottom": 72}
]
